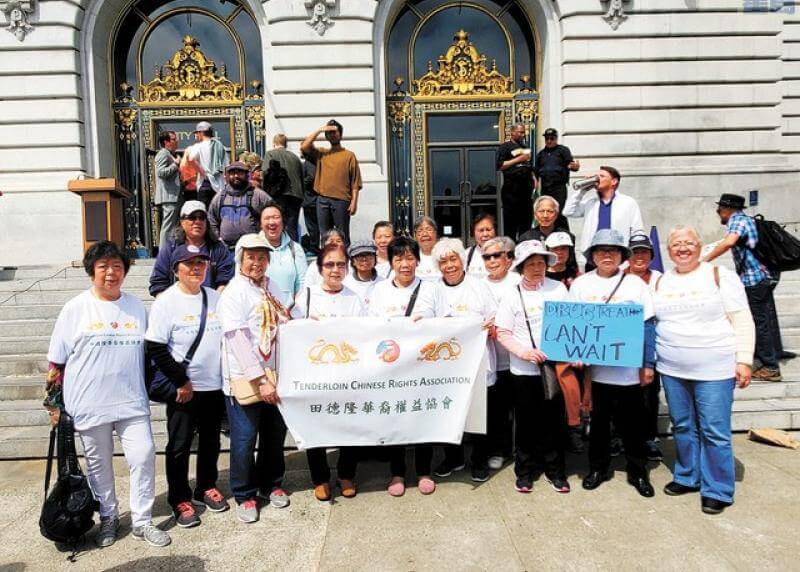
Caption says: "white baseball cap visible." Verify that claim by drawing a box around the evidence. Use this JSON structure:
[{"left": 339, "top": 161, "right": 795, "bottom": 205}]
[
  {"left": 513, "top": 240, "right": 557, "bottom": 271},
  {"left": 545, "top": 232, "right": 573, "bottom": 249},
  {"left": 195, "top": 121, "right": 213, "bottom": 132},
  {"left": 180, "top": 200, "right": 207, "bottom": 217}
]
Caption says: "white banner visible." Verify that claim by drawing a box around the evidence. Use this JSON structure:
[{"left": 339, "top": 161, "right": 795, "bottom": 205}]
[{"left": 277, "top": 317, "right": 488, "bottom": 449}]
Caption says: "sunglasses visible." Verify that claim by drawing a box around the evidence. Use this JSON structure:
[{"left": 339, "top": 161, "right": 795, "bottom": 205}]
[
  {"left": 482, "top": 252, "right": 510, "bottom": 261},
  {"left": 322, "top": 261, "right": 347, "bottom": 269},
  {"left": 182, "top": 214, "right": 206, "bottom": 222}
]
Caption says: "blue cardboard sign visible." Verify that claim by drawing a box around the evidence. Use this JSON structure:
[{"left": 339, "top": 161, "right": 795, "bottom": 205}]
[{"left": 540, "top": 302, "right": 644, "bottom": 367}]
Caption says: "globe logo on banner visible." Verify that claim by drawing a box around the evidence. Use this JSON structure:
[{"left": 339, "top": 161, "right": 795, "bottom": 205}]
[{"left": 376, "top": 340, "right": 401, "bottom": 363}]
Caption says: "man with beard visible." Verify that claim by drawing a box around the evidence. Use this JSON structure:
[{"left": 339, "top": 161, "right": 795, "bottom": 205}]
[
  {"left": 208, "top": 162, "right": 271, "bottom": 250},
  {"left": 496, "top": 123, "right": 534, "bottom": 240}
]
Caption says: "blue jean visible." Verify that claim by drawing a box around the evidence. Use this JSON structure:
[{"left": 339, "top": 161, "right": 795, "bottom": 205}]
[
  {"left": 661, "top": 374, "right": 736, "bottom": 503},
  {"left": 225, "top": 397, "right": 287, "bottom": 504}
]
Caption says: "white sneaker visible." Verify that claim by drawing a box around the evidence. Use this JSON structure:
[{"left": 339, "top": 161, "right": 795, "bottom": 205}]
[
  {"left": 132, "top": 522, "right": 171, "bottom": 547},
  {"left": 488, "top": 456, "right": 505, "bottom": 470}
]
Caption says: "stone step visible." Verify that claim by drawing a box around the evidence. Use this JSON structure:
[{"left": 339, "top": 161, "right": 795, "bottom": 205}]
[
  {"left": 0, "top": 302, "right": 153, "bottom": 321},
  {"left": 7, "top": 260, "right": 156, "bottom": 281},
  {"left": 0, "top": 376, "right": 43, "bottom": 400},
  {"left": 0, "top": 354, "right": 49, "bottom": 376},
  {"left": 0, "top": 400, "right": 167, "bottom": 427},
  {"left": 0, "top": 275, "right": 152, "bottom": 293},
  {"left": 0, "top": 337, "right": 50, "bottom": 356},
  {"left": 0, "top": 289, "right": 153, "bottom": 306}
]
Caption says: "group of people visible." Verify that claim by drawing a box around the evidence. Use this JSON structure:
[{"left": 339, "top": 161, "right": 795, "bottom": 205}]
[{"left": 42, "top": 118, "right": 783, "bottom": 549}]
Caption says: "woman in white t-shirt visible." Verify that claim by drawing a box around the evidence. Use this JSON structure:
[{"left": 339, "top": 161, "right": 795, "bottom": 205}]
[
  {"left": 429, "top": 237, "right": 498, "bottom": 483},
  {"left": 304, "top": 228, "right": 350, "bottom": 287},
  {"left": 291, "top": 244, "right": 365, "bottom": 501},
  {"left": 343, "top": 240, "right": 384, "bottom": 305},
  {"left": 413, "top": 216, "right": 441, "bottom": 282},
  {"left": 495, "top": 240, "right": 569, "bottom": 494},
  {"left": 218, "top": 234, "right": 291, "bottom": 523},
  {"left": 653, "top": 226, "right": 754, "bottom": 515},
  {"left": 373, "top": 220, "right": 394, "bottom": 279},
  {"left": 368, "top": 236, "right": 446, "bottom": 497},
  {"left": 44, "top": 241, "right": 170, "bottom": 548},
  {"left": 465, "top": 212, "right": 497, "bottom": 280},
  {"left": 481, "top": 236, "right": 520, "bottom": 469},
  {"left": 568, "top": 229, "right": 657, "bottom": 498},
  {"left": 145, "top": 244, "right": 228, "bottom": 528}
]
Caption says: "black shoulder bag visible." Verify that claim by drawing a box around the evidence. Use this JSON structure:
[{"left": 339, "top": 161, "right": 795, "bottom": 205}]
[
  {"left": 39, "top": 412, "right": 99, "bottom": 553},
  {"left": 404, "top": 280, "right": 423, "bottom": 317},
  {"left": 146, "top": 288, "right": 209, "bottom": 402},
  {"left": 517, "top": 285, "right": 561, "bottom": 400}
]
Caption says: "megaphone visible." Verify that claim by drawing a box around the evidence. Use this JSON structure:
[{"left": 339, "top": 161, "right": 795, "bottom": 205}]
[{"left": 572, "top": 176, "right": 599, "bottom": 191}]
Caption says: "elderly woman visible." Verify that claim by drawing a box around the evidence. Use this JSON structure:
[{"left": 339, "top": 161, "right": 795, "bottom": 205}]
[
  {"left": 368, "top": 236, "right": 446, "bottom": 496},
  {"left": 465, "top": 213, "right": 497, "bottom": 279},
  {"left": 304, "top": 228, "right": 350, "bottom": 287},
  {"left": 414, "top": 216, "right": 441, "bottom": 282},
  {"left": 343, "top": 240, "right": 384, "bottom": 305},
  {"left": 45, "top": 241, "right": 170, "bottom": 548},
  {"left": 149, "top": 200, "right": 234, "bottom": 297},
  {"left": 430, "top": 238, "right": 498, "bottom": 482},
  {"left": 568, "top": 229, "right": 657, "bottom": 498},
  {"left": 145, "top": 244, "right": 228, "bottom": 528},
  {"left": 495, "top": 240, "right": 569, "bottom": 494},
  {"left": 653, "top": 226, "right": 754, "bottom": 515},
  {"left": 218, "top": 233, "right": 292, "bottom": 523},
  {"left": 291, "top": 243, "right": 366, "bottom": 501},
  {"left": 373, "top": 220, "right": 395, "bottom": 278},
  {"left": 258, "top": 201, "right": 308, "bottom": 308}
]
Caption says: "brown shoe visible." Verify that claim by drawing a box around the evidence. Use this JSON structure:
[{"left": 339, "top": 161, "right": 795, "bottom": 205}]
[
  {"left": 338, "top": 479, "right": 357, "bottom": 498},
  {"left": 314, "top": 483, "right": 331, "bottom": 501},
  {"left": 752, "top": 367, "right": 782, "bottom": 382}
]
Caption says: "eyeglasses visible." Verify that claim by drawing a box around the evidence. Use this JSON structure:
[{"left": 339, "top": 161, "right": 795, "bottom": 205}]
[
  {"left": 482, "top": 252, "right": 509, "bottom": 261},
  {"left": 322, "top": 261, "right": 347, "bottom": 269},
  {"left": 182, "top": 214, "right": 206, "bottom": 222}
]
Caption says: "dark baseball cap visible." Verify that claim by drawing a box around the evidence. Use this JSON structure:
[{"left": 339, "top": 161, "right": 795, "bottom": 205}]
[
  {"left": 171, "top": 244, "right": 210, "bottom": 269},
  {"left": 225, "top": 161, "right": 250, "bottom": 173},
  {"left": 543, "top": 128, "right": 558, "bottom": 138}
]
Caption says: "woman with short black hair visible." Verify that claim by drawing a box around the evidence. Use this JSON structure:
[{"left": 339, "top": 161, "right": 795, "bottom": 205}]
[{"left": 465, "top": 212, "right": 497, "bottom": 279}]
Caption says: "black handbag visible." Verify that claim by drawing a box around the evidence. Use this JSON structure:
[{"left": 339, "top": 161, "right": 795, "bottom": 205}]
[
  {"left": 146, "top": 288, "right": 208, "bottom": 402},
  {"left": 39, "top": 412, "right": 99, "bottom": 549},
  {"left": 517, "top": 286, "right": 561, "bottom": 400}
]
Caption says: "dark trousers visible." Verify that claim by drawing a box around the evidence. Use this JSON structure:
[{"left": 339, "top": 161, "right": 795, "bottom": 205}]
[
  {"left": 512, "top": 374, "right": 567, "bottom": 480},
  {"left": 540, "top": 183, "right": 571, "bottom": 230},
  {"left": 589, "top": 382, "right": 648, "bottom": 478},
  {"left": 642, "top": 371, "right": 661, "bottom": 441},
  {"left": 302, "top": 193, "right": 320, "bottom": 254},
  {"left": 770, "top": 280, "right": 785, "bottom": 355},
  {"left": 501, "top": 182, "right": 533, "bottom": 241},
  {"left": 165, "top": 390, "right": 224, "bottom": 509},
  {"left": 316, "top": 195, "right": 351, "bottom": 245},
  {"left": 198, "top": 179, "right": 215, "bottom": 208},
  {"left": 225, "top": 397, "right": 287, "bottom": 503},
  {"left": 745, "top": 280, "right": 780, "bottom": 369},
  {"left": 388, "top": 445, "right": 433, "bottom": 478},
  {"left": 276, "top": 195, "right": 303, "bottom": 243},
  {"left": 306, "top": 447, "right": 359, "bottom": 485}
]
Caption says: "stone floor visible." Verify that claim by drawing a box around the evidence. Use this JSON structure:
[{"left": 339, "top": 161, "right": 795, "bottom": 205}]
[{"left": 0, "top": 434, "right": 798, "bottom": 571}]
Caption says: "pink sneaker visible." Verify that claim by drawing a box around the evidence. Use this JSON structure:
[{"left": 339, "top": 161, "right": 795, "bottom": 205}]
[
  {"left": 418, "top": 477, "right": 436, "bottom": 495},
  {"left": 387, "top": 477, "right": 405, "bottom": 497}
]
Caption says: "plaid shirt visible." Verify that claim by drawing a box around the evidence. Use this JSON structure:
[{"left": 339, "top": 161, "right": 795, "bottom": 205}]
[{"left": 727, "top": 211, "right": 771, "bottom": 287}]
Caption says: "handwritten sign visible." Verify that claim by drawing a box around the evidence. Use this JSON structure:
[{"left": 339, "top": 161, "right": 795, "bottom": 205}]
[{"left": 540, "top": 302, "right": 644, "bottom": 367}]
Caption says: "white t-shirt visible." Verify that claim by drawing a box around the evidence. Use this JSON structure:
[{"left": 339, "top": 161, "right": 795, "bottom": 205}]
[
  {"left": 466, "top": 245, "right": 489, "bottom": 280},
  {"left": 145, "top": 285, "right": 223, "bottom": 392},
  {"left": 304, "top": 263, "right": 351, "bottom": 288},
  {"left": 342, "top": 273, "right": 384, "bottom": 306},
  {"left": 495, "top": 279, "right": 569, "bottom": 376},
  {"left": 290, "top": 284, "right": 366, "bottom": 319},
  {"left": 484, "top": 272, "right": 522, "bottom": 371},
  {"left": 654, "top": 263, "right": 749, "bottom": 380},
  {"left": 188, "top": 139, "right": 228, "bottom": 193},
  {"left": 368, "top": 277, "right": 445, "bottom": 318},
  {"left": 47, "top": 290, "right": 150, "bottom": 431},
  {"left": 375, "top": 259, "right": 392, "bottom": 280},
  {"left": 568, "top": 270, "right": 655, "bottom": 386},
  {"left": 218, "top": 275, "right": 285, "bottom": 394},
  {"left": 417, "top": 253, "right": 441, "bottom": 282}
]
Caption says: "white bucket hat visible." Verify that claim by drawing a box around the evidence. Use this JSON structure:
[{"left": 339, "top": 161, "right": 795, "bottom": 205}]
[
  {"left": 545, "top": 232, "right": 573, "bottom": 249},
  {"left": 235, "top": 233, "right": 272, "bottom": 267},
  {"left": 513, "top": 240, "right": 557, "bottom": 271}
]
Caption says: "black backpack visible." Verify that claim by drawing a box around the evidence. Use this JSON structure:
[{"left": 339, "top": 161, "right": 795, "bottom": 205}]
[
  {"left": 750, "top": 214, "right": 800, "bottom": 273},
  {"left": 263, "top": 159, "right": 289, "bottom": 198},
  {"left": 39, "top": 412, "right": 99, "bottom": 548}
]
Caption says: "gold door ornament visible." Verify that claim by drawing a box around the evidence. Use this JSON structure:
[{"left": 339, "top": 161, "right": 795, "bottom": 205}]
[
  {"left": 139, "top": 35, "right": 243, "bottom": 104},
  {"left": 413, "top": 30, "right": 513, "bottom": 97}
]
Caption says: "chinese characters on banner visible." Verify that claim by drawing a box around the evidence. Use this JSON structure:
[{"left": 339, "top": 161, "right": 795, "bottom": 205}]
[{"left": 277, "top": 317, "right": 488, "bottom": 449}]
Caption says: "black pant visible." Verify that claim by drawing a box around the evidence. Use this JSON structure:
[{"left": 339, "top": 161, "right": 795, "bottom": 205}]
[
  {"left": 276, "top": 195, "right": 303, "bottom": 243},
  {"left": 745, "top": 280, "right": 780, "bottom": 369},
  {"left": 198, "top": 179, "right": 215, "bottom": 208},
  {"left": 512, "top": 374, "right": 566, "bottom": 480},
  {"left": 165, "top": 390, "right": 225, "bottom": 508},
  {"left": 540, "top": 183, "right": 570, "bottom": 230},
  {"left": 306, "top": 447, "right": 359, "bottom": 485},
  {"left": 302, "top": 192, "right": 320, "bottom": 254},
  {"left": 317, "top": 195, "right": 351, "bottom": 245},
  {"left": 501, "top": 182, "right": 533, "bottom": 241},
  {"left": 589, "top": 382, "right": 648, "bottom": 478},
  {"left": 642, "top": 372, "right": 661, "bottom": 441},
  {"left": 770, "top": 280, "right": 785, "bottom": 355},
  {"left": 489, "top": 370, "right": 514, "bottom": 457},
  {"left": 388, "top": 445, "right": 433, "bottom": 478}
]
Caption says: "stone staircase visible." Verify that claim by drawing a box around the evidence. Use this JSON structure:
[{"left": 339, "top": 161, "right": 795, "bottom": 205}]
[{"left": 0, "top": 261, "right": 799, "bottom": 459}]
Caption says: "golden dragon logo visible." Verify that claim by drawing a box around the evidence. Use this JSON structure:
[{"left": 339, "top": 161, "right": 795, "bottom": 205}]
[
  {"left": 418, "top": 338, "right": 462, "bottom": 362},
  {"left": 308, "top": 339, "right": 359, "bottom": 365}
]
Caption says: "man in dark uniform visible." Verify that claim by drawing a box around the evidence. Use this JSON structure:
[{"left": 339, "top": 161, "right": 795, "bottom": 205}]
[
  {"left": 534, "top": 128, "right": 580, "bottom": 228},
  {"left": 496, "top": 123, "right": 534, "bottom": 241}
]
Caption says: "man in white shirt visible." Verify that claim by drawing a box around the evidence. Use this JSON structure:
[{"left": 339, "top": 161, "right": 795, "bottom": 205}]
[
  {"left": 182, "top": 121, "right": 229, "bottom": 207},
  {"left": 563, "top": 166, "right": 644, "bottom": 269}
]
